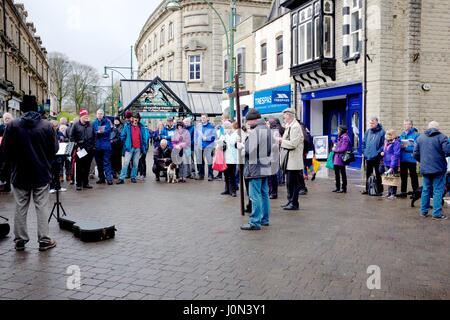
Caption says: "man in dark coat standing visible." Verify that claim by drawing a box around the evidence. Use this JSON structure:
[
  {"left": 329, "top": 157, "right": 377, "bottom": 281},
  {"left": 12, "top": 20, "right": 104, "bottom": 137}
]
[
  {"left": 2, "top": 95, "right": 59, "bottom": 251},
  {"left": 70, "top": 109, "right": 95, "bottom": 191},
  {"left": 413, "top": 121, "right": 450, "bottom": 220}
]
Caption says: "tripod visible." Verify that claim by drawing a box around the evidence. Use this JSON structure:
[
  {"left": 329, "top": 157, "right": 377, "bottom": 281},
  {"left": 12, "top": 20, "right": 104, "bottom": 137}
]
[{"left": 48, "top": 187, "right": 67, "bottom": 223}]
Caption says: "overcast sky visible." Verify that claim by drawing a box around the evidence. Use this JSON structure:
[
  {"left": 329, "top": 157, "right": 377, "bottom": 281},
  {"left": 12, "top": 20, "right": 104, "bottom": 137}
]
[{"left": 21, "top": 0, "right": 158, "bottom": 85}]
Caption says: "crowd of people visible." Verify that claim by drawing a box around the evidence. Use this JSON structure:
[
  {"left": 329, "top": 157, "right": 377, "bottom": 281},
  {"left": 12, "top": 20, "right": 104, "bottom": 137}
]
[{"left": 0, "top": 94, "right": 449, "bottom": 251}]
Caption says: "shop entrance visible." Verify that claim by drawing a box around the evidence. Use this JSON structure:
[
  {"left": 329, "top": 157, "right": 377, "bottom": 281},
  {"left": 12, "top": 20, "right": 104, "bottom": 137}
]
[{"left": 323, "top": 99, "right": 346, "bottom": 146}]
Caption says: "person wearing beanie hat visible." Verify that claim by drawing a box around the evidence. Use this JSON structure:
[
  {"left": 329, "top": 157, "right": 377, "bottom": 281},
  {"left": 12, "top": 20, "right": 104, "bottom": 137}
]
[
  {"left": 2, "top": 95, "right": 59, "bottom": 251},
  {"left": 277, "top": 106, "right": 304, "bottom": 211},
  {"left": 332, "top": 124, "right": 351, "bottom": 193},
  {"left": 69, "top": 108, "right": 95, "bottom": 191},
  {"left": 240, "top": 108, "right": 274, "bottom": 231}
]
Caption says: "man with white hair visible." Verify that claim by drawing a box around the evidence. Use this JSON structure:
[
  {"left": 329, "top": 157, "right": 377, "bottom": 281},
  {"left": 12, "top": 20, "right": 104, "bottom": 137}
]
[{"left": 414, "top": 121, "right": 450, "bottom": 220}]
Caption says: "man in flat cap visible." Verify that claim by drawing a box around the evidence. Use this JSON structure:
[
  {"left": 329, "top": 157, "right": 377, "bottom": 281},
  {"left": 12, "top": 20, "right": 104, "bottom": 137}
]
[{"left": 277, "top": 108, "right": 304, "bottom": 211}]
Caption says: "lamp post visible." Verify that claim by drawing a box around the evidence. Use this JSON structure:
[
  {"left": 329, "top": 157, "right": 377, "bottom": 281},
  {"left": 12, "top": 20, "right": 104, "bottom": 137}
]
[
  {"left": 103, "top": 67, "right": 131, "bottom": 116},
  {"left": 166, "top": 0, "right": 237, "bottom": 121}
]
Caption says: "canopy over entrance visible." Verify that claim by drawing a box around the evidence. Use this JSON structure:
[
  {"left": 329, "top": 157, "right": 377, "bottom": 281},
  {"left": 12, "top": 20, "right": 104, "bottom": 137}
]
[{"left": 120, "top": 77, "right": 223, "bottom": 119}]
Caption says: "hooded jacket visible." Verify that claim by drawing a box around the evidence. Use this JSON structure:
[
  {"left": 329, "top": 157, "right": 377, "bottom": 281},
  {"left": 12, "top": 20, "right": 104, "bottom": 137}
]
[
  {"left": 244, "top": 119, "right": 274, "bottom": 179},
  {"left": 383, "top": 138, "right": 401, "bottom": 169},
  {"left": 120, "top": 122, "right": 149, "bottom": 155},
  {"left": 362, "top": 124, "right": 385, "bottom": 161},
  {"left": 2, "top": 112, "right": 58, "bottom": 190},
  {"left": 399, "top": 128, "right": 419, "bottom": 163},
  {"left": 413, "top": 128, "right": 450, "bottom": 175},
  {"left": 70, "top": 120, "right": 95, "bottom": 152}
]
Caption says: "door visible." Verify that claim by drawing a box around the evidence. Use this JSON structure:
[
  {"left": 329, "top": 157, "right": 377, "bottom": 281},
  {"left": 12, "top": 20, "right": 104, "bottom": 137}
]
[
  {"left": 323, "top": 99, "right": 346, "bottom": 150},
  {"left": 347, "top": 94, "right": 363, "bottom": 169}
]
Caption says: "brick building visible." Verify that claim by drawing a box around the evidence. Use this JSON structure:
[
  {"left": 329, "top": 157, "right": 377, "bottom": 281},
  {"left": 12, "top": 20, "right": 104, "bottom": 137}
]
[
  {"left": 277, "top": 0, "right": 450, "bottom": 168},
  {"left": 0, "top": 0, "right": 50, "bottom": 118}
]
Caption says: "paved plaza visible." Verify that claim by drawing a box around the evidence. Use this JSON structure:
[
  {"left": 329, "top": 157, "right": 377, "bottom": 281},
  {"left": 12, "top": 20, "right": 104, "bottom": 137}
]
[{"left": 0, "top": 167, "right": 449, "bottom": 300}]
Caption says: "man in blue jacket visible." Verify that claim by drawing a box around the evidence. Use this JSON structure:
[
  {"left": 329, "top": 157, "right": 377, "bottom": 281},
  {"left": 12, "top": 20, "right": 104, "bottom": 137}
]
[
  {"left": 413, "top": 121, "right": 450, "bottom": 220},
  {"left": 160, "top": 117, "right": 176, "bottom": 148},
  {"left": 183, "top": 118, "right": 196, "bottom": 178},
  {"left": 194, "top": 114, "right": 216, "bottom": 181},
  {"left": 398, "top": 119, "right": 419, "bottom": 197},
  {"left": 362, "top": 116, "right": 385, "bottom": 195},
  {"left": 92, "top": 109, "right": 113, "bottom": 185},
  {"left": 117, "top": 113, "right": 149, "bottom": 184}
]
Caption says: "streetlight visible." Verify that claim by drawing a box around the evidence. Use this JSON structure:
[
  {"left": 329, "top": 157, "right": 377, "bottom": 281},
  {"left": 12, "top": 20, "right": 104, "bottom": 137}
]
[
  {"left": 166, "top": 0, "right": 237, "bottom": 121},
  {"left": 103, "top": 67, "right": 132, "bottom": 116}
]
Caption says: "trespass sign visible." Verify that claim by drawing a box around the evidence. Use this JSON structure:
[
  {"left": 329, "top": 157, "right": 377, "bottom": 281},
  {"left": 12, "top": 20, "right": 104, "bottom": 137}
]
[{"left": 254, "top": 85, "right": 291, "bottom": 115}]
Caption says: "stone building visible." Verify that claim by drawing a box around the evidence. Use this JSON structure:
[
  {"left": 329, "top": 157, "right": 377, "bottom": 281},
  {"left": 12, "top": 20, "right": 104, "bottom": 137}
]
[
  {"left": 135, "top": 0, "right": 272, "bottom": 92},
  {"left": 278, "top": 0, "right": 450, "bottom": 168},
  {"left": 0, "top": 0, "right": 50, "bottom": 118}
]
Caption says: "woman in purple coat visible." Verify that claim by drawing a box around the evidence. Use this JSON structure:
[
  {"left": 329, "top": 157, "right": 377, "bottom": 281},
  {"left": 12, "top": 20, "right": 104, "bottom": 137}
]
[
  {"left": 332, "top": 125, "right": 351, "bottom": 193},
  {"left": 381, "top": 129, "right": 401, "bottom": 199}
]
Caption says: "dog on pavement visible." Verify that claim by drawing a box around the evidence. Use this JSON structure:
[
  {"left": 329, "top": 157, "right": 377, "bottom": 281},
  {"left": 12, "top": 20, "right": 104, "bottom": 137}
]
[
  {"left": 410, "top": 186, "right": 446, "bottom": 208},
  {"left": 167, "top": 163, "right": 178, "bottom": 184}
]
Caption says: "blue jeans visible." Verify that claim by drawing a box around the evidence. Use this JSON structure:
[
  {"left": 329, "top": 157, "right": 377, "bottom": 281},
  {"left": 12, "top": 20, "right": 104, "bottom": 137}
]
[
  {"left": 421, "top": 173, "right": 446, "bottom": 218},
  {"left": 119, "top": 148, "right": 141, "bottom": 180},
  {"left": 248, "top": 177, "right": 270, "bottom": 227}
]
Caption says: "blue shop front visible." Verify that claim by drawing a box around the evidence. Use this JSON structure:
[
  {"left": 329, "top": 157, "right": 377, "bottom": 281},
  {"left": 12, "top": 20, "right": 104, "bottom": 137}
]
[{"left": 301, "top": 83, "right": 363, "bottom": 169}]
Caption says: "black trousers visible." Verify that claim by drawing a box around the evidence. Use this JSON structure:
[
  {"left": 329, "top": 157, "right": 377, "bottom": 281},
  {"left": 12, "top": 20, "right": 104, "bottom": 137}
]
[
  {"left": 138, "top": 153, "right": 147, "bottom": 177},
  {"left": 366, "top": 158, "right": 384, "bottom": 193},
  {"left": 334, "top": 165, "right": 347, "bottom": 190},
  {"left": 50, "top": 157, "right": 63, "bottom": 190},
  {"left": 400, "top": 162, "right": 419, "bottom": 193},
  {"left": 76, "top": 152, "right": 94, "bottom": 187},
  {"left": 268, "top": 174, "right": 278, "bottom": 197},
  {"left": 286, "top": 170, "right": 302, "bottom": 208},
  {"left": 224, "top": 164, "right": 237, "bottom": 194},
  {"left": 111, "top": 144, "right": 122, "bottom": 175}
]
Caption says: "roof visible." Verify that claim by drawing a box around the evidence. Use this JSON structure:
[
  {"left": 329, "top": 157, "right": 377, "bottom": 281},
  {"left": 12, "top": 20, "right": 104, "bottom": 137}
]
[{"left": 119, "top": 78, "right": 223, "bottom": 116}]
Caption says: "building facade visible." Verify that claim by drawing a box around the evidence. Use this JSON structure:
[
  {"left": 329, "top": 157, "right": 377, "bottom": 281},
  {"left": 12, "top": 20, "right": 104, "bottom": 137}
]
[
  {"left": 0, "top": 0, "right": 50, "bottom": 118},
  {"left": 280, "top": 0, "right": 450, "bottom": 168},
  {"left": 136, "top": 0, "right": 272, "bottom": 92}
]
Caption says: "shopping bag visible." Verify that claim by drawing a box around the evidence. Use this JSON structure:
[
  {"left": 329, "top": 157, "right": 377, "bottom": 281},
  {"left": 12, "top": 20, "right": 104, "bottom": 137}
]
[
  {"left": 382, "top": 175, "right": 401, "bottom": 187},
  {"left": 313, "top": 158, "right": 321, "bottom": 173},
  {"left": 212, "top": 149, "right": 228, "bottom": 172},
  {"left": 326, "top": 151, "right": 334, "bottom": 170}
]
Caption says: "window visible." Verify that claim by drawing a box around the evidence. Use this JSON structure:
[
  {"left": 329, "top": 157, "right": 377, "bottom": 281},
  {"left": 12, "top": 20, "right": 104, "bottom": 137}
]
[
  {"left": 189, "top": 55, "right": 201, "bottom": 80},
  {"left": 292, "top": 13, "right": 298, "bottom": 65},
  {"left": 160, "top": 64, "right": 164, "bottom": 79},
  {"left": 148, "top": 40, "right": 152, "bottom": 57},
  {"left": 297, "top": 5, "right": 313, "bottom": 64},
  {"left": 168, "top": 22, "right": 174, "bottom": 41},
  {"left": 292, "top": 1, "right": 335, "bottom": 66},
  {"left": 323, "top": 15, "right": 334, "bottom": 58},
  {"left": 154, "top": 34, "right": 157, "bottom": 52},
  {"left": 276, "top": 35, "right": 283, "bottom": 69},
  {"left": 260, "top": 43, "right": 267, "bottom": 74},
  {"left": 160, "top": 27, "right": 165, "bottom": 46},
  {"left": 352, "top": 112, "right": 360, "bottom": 149},
  {"left": 350, "top": 1, "right": 361, "bottom": 56}
]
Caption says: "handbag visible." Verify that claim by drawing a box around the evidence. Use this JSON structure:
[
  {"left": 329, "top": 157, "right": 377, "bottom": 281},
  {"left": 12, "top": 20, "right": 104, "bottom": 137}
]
[
  {"left": 212, "top": 148, "right": 228, "bottom": 172},
  {"left": 326, "top": 151, "right": 335, "bottom": 170},
  {"left": 222, "top": 140, "right": 227, "bottom": 152},
  {"left": 382, "top": 174, "right": 401, "bottom": 187},
  {"left": 342, "top": 150, "right": 356, "bottom": 164}
]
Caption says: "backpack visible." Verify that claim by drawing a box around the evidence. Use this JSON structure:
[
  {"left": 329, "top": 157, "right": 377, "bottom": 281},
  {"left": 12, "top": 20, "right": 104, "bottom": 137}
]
[{"left": 367, "top": 175, "right": 379, "bottom": 196}]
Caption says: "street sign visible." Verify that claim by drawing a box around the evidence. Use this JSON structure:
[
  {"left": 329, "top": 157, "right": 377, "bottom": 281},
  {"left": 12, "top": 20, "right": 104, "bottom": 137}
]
[
  {"left": 227, "top": 87, "right": 234, "bottom": 95},
  {"left": 228, "top": 90, "right": 250, "bottom": 98}
]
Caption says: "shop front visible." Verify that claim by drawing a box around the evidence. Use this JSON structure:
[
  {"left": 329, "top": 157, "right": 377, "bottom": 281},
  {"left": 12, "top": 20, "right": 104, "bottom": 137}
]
[
  {"left": 254, "top": 84, "right": 293, "bottom": 120},
  {"left": 301, "top": 83, "right": 363, "bottom": 169}
]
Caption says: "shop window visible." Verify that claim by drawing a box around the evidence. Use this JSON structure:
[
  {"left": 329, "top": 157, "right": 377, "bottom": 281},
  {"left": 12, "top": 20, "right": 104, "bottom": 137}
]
[{"left": 331, "top": 114, "right": 338, "bottom": 135}]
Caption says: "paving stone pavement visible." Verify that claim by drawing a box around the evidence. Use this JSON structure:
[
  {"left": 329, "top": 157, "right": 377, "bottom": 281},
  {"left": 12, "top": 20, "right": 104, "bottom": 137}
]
[{"left": 0, "top": 168, "right": 449, "bottom": 300}]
